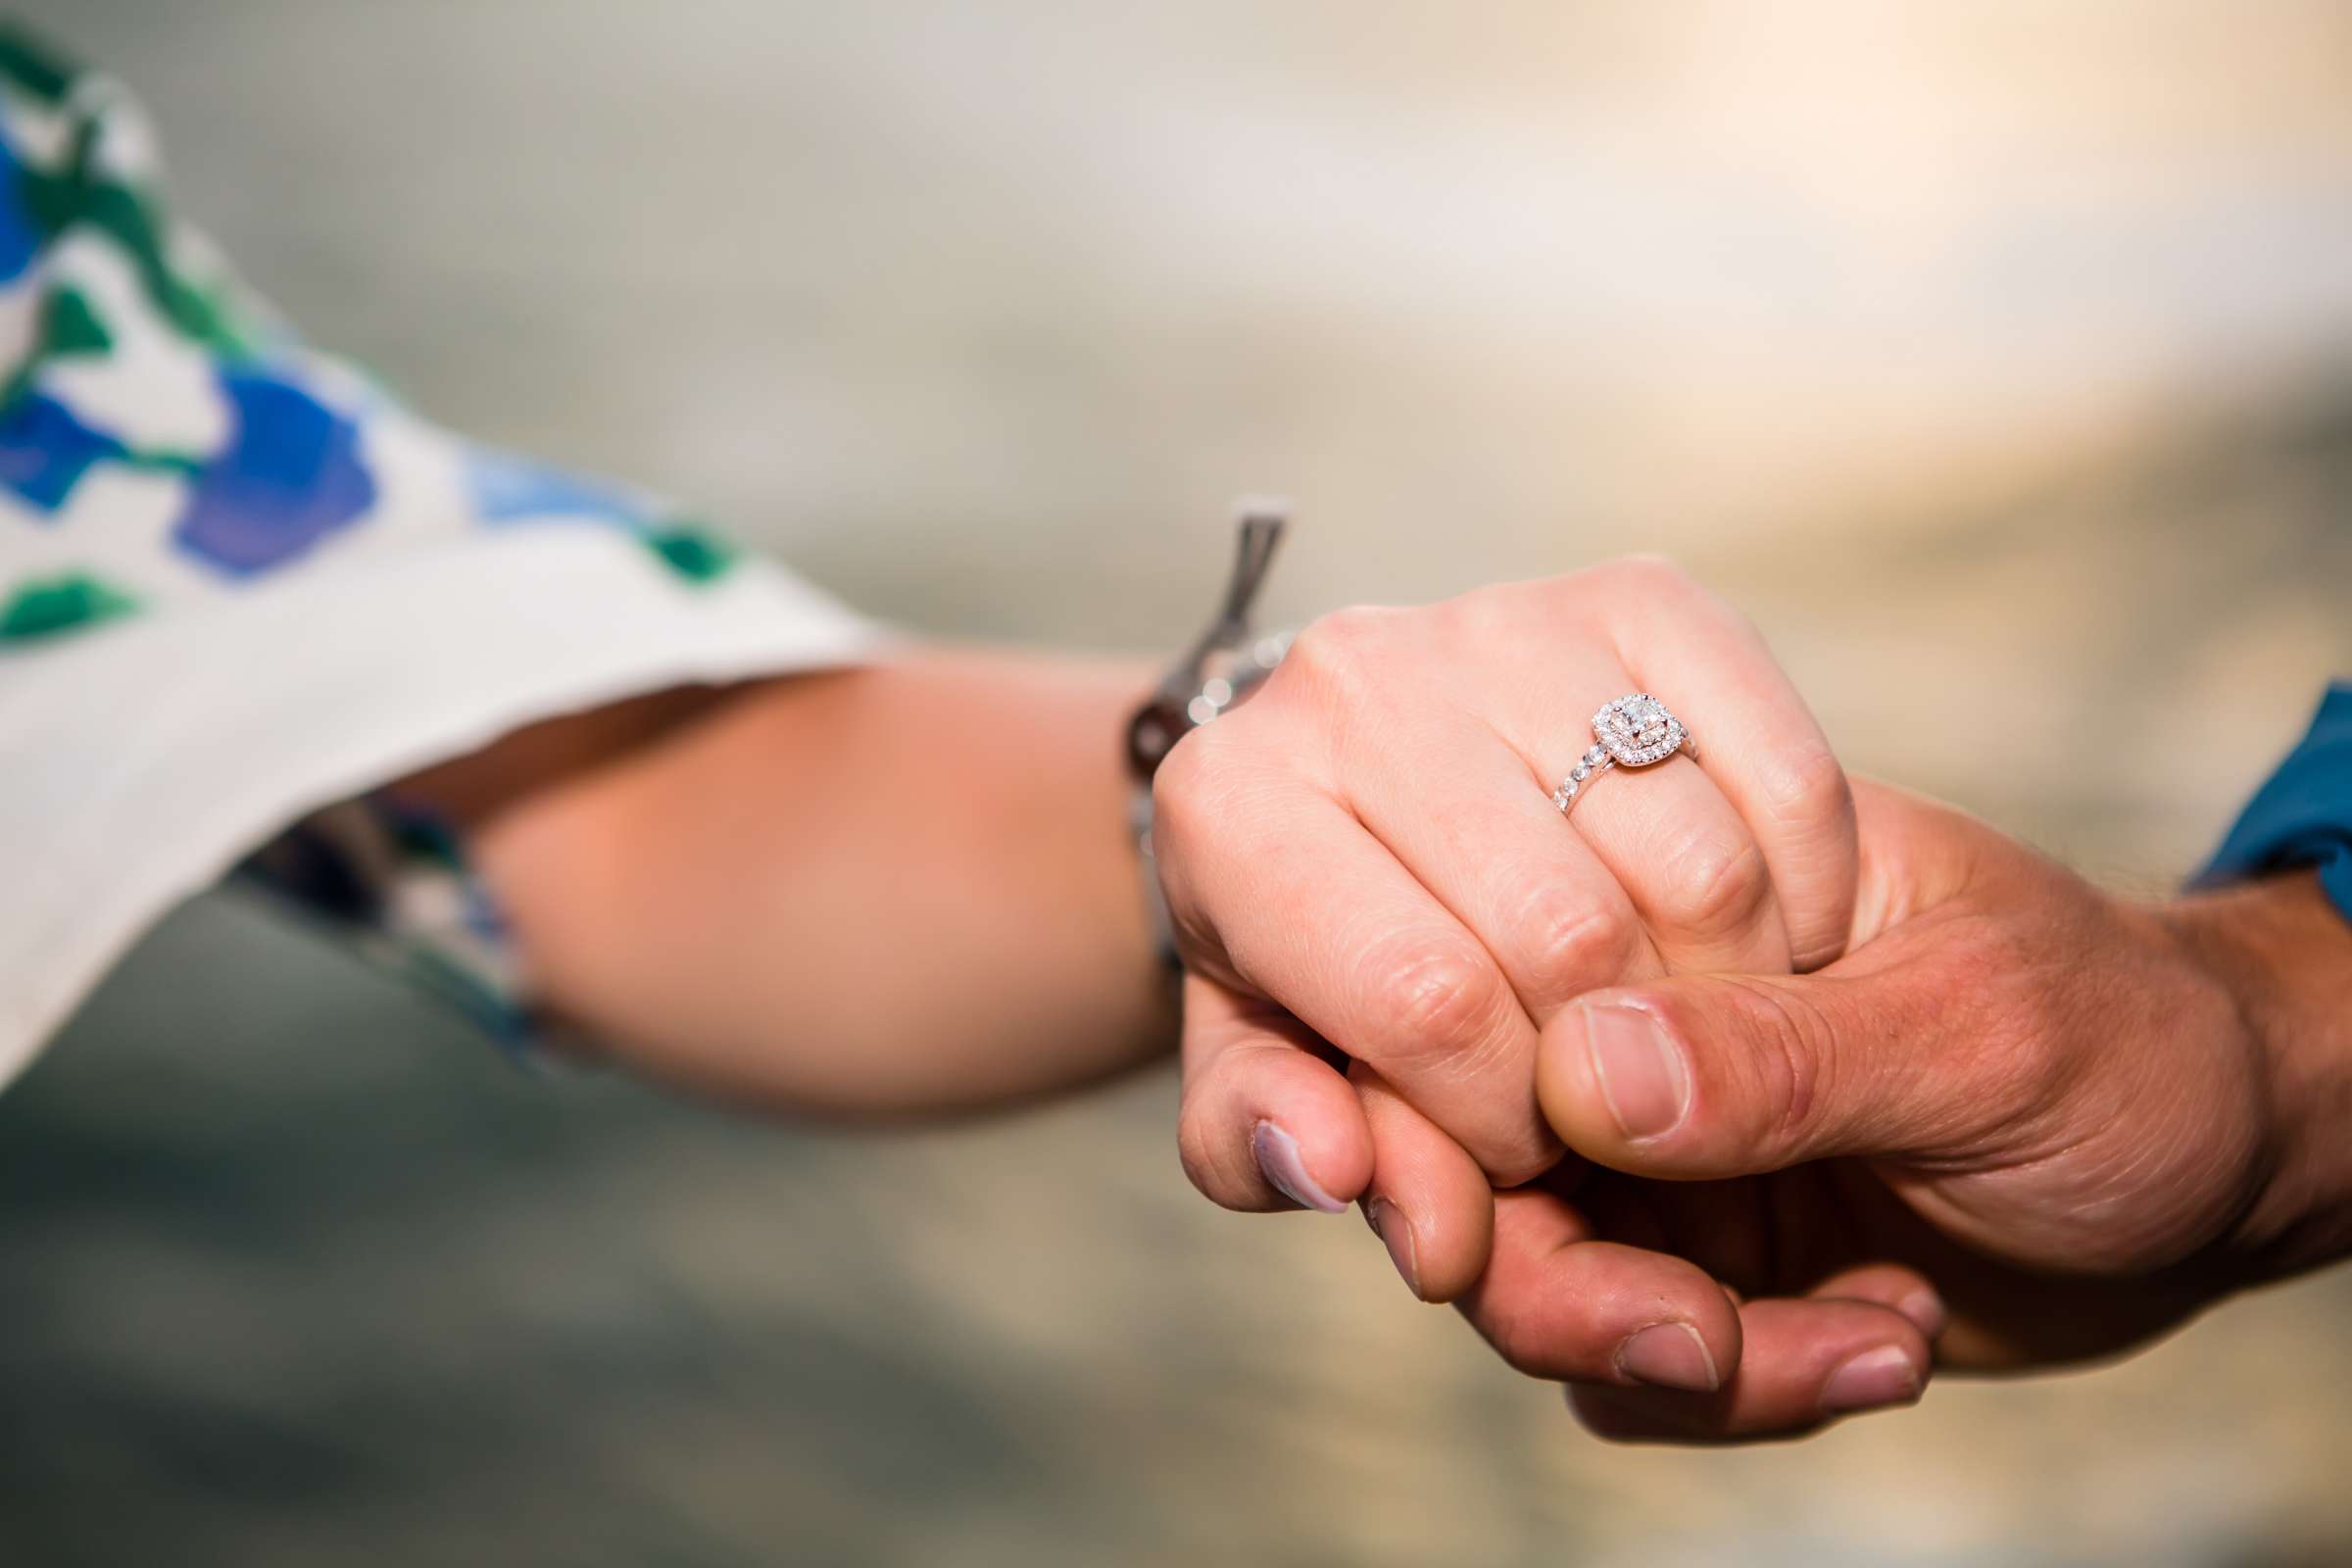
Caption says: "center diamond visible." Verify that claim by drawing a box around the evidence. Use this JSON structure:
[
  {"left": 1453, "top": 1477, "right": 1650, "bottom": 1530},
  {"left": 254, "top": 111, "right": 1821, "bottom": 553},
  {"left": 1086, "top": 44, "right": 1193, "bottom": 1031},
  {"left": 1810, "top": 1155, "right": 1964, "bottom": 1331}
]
[{"left": 1592, "top": 694, "right": 1686, "bottom": 767}]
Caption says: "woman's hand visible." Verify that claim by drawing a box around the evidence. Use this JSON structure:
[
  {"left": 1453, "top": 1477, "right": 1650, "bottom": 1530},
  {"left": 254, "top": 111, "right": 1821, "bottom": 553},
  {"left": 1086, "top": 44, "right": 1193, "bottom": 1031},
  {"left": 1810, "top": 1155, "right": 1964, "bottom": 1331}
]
[
  {"left": 1457, "top": 781, "right": 2352, "bottom": 1443},
  {"left": 1152, "top": 558, "right": 1857, "bottom": 1301}
]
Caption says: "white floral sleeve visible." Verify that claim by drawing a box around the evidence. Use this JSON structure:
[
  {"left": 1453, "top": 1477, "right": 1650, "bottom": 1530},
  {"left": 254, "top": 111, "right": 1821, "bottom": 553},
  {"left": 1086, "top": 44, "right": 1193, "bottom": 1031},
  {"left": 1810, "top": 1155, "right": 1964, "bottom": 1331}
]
[{"left": 0, "top": 25, "right": 884, "bottom": 1084}]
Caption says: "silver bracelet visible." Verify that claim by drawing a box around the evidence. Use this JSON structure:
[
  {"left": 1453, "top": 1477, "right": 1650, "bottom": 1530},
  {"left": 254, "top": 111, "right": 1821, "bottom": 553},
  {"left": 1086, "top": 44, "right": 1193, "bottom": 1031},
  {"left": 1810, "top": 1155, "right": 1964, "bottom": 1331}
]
[{"left": 1125, "top": 503, "right": 1293, "bottom": 970}]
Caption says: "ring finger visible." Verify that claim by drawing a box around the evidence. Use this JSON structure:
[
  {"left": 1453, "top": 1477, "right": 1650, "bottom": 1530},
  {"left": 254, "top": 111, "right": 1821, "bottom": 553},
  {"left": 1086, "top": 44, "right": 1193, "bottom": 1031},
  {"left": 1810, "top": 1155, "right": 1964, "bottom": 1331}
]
[
  {"left": 1338, "top": 672, "right": 1789, "bottom": 1007},
  {"left": 1549, "top": 698, "right": 1792, "bottom": 978}
]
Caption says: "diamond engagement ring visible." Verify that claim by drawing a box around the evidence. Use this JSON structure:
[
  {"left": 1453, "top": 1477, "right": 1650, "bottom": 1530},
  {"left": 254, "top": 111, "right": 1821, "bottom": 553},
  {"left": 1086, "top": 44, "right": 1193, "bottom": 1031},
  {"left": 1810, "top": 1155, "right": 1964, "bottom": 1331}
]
[{"left": 1553, "top": 694, "right": 1694, "bottom": 814}]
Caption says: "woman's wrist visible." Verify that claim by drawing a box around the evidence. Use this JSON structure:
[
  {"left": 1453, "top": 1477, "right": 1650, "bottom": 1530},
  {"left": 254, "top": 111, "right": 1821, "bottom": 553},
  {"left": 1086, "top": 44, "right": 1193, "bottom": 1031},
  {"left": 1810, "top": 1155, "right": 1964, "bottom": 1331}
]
[{"left": 2160, "top": 872, "right": 2352, "bottom": 1285}]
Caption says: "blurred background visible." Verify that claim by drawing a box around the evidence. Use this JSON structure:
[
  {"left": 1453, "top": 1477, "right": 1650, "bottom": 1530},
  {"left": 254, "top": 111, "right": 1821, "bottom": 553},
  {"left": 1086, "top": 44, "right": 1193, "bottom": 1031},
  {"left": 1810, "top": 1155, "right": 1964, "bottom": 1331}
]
[{"left": 10, "top": 1, "right": 2352, "bottom": 1562}]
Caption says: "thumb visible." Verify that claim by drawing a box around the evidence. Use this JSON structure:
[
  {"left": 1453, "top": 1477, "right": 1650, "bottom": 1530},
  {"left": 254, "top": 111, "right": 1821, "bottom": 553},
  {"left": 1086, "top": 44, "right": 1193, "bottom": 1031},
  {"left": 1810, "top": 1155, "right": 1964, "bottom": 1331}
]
[{"left": 1535, "top": 936, "right": 1965, "bottom": 1181}]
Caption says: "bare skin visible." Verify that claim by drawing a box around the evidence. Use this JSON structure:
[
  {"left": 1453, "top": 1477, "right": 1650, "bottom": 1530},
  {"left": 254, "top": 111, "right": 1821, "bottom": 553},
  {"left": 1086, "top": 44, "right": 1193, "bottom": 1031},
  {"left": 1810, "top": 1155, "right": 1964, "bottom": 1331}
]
[
  {"left": 381, "top": 573, "right": 2352, "bottom": 1448},
  {"left": 396, "top": 649, "right": 1172, "bottom": 1116},
  {"left": 1455, "top": 783, "right": 2352, "bottom": 1442},
  {"left": 1148, "top": 564, "right": 2352, "bottom": 1441},
  {"left": 1156, "top": 561, "right": 1857, "bottom": 1247}
]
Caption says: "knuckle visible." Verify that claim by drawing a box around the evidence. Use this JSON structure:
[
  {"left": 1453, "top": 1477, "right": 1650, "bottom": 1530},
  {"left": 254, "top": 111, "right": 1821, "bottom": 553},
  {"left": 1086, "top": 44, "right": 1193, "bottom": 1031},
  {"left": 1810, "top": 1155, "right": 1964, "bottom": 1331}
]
[
  {"left": 1445, "top": 580, "right": 1530, "bottom": 639},
  {"left": 1284, "top": 605, "right": 1396, "bottom": 692},
  {"left": 1760, "top": 742, "right": 1854, "bottom": 838},
  {"left": 1149, "top": 719, "right": 1259, "bottom": 857},
  {"left": 1148, "top": 725, "right": 1276, "bottom": 962},
  {"left": 1715, "top": 977, "right": 1838, "bottom": 1155},
  {"left": 1148, "top": 737, "right": 1205, "bottom": 831},
  {"left": 1514, "top": 882, "right": 1637, "bottom": 1002},
  {"left": 1147, "top": 748, "right": 1215, "bottom": 878},
  {"left": 1653, "top": 828, "right": 1774, "bottom": 945},
  {"left": 1588, "top": 552, "right": 1691, "bottom": 598},
  {"left": 1359, "top": 937, "right": 1507, "bottom": 1062},
  {"left": 1756, "top": 1000, "right": 1827, "bottom": 1153}
]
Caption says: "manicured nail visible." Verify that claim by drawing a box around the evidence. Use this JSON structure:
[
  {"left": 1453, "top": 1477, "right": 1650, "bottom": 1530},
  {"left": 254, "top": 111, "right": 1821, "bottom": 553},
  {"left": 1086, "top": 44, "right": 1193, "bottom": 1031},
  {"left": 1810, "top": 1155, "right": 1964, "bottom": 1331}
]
[
  {"left": 1252, "top": 1120, "right": 1346, "bottom": 1213},
  {"left": 1898, "top": 1288, "right": 1948, "bottom": 1340},
  {"left": 1819, "top": 1346, "right": 1922, "bottom": 1415},
  {"left": 1582, "top": 1003, "right": 1690, "bottom": 1142},
  {"left": 1615, "top": 1322, "right": 1720, "bottom": 1393},
  {"left": 1363, "top": 1199, "right": 1423, "bottom": 1298}
]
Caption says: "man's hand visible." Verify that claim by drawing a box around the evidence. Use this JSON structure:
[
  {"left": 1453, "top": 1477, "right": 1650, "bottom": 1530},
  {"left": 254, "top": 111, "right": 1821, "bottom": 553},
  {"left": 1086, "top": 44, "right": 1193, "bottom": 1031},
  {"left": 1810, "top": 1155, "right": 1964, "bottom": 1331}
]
[
  {"left": 1154, "top": 560, "right": 1857, "bottom": 1299},
  {"left": 1452, "top": 779, "right": 2352, "bottom": 1442}
]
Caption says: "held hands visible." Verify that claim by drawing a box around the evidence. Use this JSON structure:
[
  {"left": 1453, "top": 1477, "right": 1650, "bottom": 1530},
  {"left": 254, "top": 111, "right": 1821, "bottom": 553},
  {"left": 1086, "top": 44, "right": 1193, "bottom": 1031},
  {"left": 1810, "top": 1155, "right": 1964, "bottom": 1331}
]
[
  {"left": 1468, "top": 782, "right": 2336, "bottom": 1442},
  {"left": 1153, "top": 560, "right": 2352, "bottom": 1443},
  {"left": 1154, "top": 558, "right": 1856, "bottom": 1243}
]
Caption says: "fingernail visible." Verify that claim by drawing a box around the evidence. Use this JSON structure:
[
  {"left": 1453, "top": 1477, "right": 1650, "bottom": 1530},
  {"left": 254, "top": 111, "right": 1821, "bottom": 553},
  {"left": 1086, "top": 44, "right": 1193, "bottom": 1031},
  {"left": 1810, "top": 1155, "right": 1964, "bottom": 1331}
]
[
  {"left": 1615, "top": 1322, "right": 1720, "bottom": 1393},
  {"left": 1252, "top": 1120, "right": 1346, "bottom": 1213},
  {"left": 1582, "top": 1003, "right": 1690, "bottom": 1142},
  {"left": 1898, "top": 1288, "right": 1947, "bottom": 1341},
  {"left": 1363, "top": 1199, "right": 1423, "bottom": 1298},
  {"left": 1819, "top": 1346, "right": 1922, "bottom": 1416}
]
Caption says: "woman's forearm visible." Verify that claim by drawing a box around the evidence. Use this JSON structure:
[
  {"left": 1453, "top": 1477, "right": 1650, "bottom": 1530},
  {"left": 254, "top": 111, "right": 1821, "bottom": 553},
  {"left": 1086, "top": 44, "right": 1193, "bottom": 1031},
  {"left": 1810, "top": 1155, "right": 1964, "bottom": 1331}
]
[{"left": 402, "top": 649, "right": 1173, "bottom": 1115}]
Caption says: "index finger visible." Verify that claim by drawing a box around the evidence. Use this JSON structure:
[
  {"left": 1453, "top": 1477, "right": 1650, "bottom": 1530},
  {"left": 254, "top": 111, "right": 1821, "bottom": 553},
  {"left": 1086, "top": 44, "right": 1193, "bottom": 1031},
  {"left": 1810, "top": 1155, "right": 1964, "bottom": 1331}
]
[{"left": 1154, "top": 741, "right": 1557, "bottom": 1183}]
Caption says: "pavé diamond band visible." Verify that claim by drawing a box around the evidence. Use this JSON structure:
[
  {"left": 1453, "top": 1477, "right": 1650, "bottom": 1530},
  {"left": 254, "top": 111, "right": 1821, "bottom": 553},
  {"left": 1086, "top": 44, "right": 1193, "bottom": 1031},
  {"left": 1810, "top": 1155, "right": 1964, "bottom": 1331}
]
[{"left": 1553, "top": 694, "right": 1695, "bottom": 814}]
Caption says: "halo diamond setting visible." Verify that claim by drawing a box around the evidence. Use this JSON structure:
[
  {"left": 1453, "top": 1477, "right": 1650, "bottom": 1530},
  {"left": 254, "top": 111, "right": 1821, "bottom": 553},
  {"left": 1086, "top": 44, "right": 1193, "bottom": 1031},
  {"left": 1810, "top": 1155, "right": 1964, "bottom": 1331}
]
[
  {"left": 1592, "top": 694, "right": 1686, "bottom": 767},
  {"left": 1554, "top": 694, "right": 1690, "bottom": 813}
]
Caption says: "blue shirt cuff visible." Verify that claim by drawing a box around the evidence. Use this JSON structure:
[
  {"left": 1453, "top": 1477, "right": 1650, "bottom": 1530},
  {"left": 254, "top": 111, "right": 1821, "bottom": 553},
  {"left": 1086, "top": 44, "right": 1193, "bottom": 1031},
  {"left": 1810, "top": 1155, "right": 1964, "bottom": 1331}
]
[{"left": 2196, "top": 682, "right": 2352, "bottom": 921}]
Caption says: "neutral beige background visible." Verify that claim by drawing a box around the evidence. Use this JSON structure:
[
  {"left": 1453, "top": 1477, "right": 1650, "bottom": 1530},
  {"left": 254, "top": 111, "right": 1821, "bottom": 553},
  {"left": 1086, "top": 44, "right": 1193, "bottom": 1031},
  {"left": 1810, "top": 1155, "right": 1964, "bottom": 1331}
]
[{"left": 9, "top": 3, "right": 2352, "bottom": 1563}]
